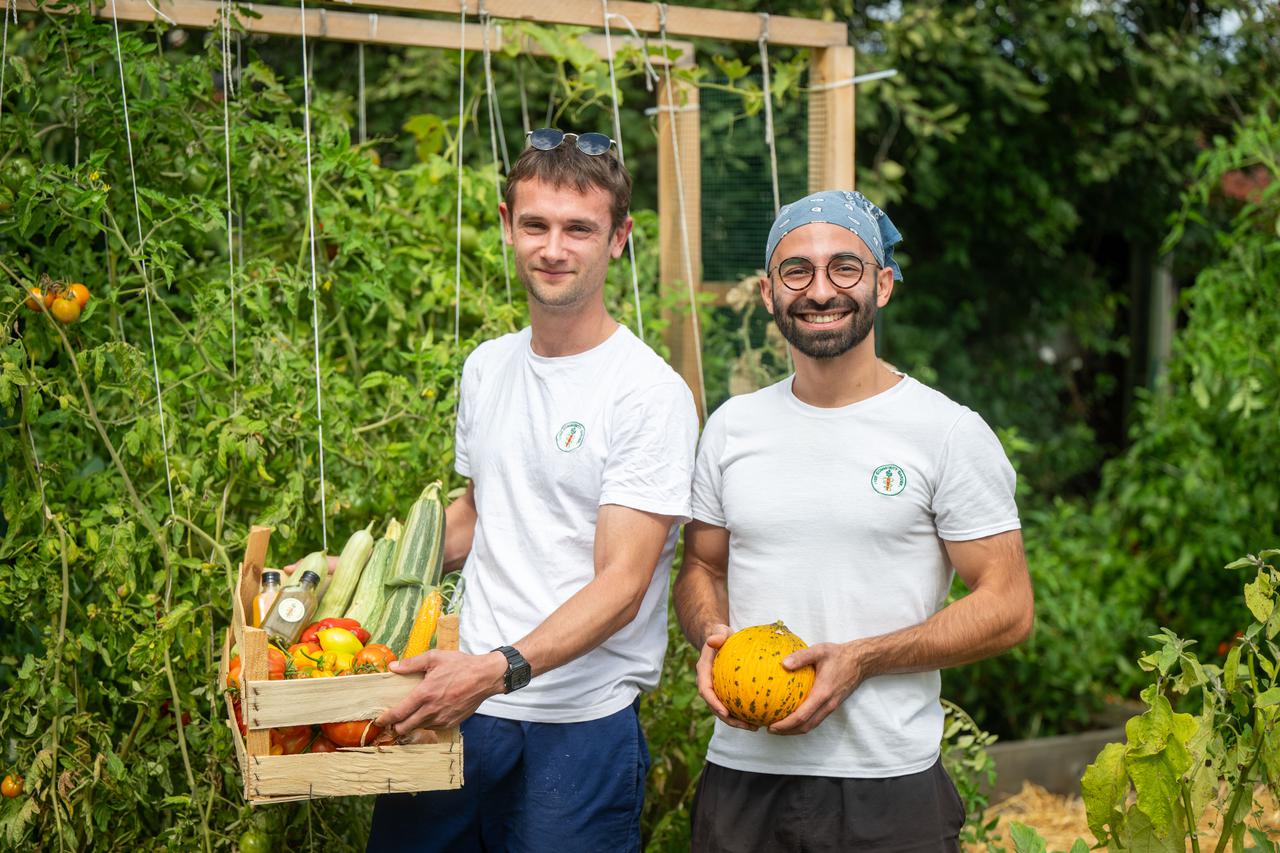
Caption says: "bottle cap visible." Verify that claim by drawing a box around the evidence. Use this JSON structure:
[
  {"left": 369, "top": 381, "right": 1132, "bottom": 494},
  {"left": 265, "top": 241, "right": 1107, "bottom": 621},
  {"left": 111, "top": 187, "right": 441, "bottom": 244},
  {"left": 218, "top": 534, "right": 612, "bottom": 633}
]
[
  {"left": 261, "top": 570, "right": 281, "bottom": 585},
  {"left": 300, "top": 570, "right": 322, "bottom": 586}
]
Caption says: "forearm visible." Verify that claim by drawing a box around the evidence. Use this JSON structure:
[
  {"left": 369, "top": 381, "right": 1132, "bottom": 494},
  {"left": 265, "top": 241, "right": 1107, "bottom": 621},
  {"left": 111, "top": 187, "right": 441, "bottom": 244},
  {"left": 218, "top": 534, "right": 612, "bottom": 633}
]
[
  {"left": 853, "top": 582, "right": 1033, "bottom": 679},
  {"left": 513, "top": 571, "right": 647, "bottom": 677},
  {"left": 442, "top": 486, "right": 477, "bottom": 572},
  {"left": 673, "top": 560, "right": 729, "bottom": 650}
]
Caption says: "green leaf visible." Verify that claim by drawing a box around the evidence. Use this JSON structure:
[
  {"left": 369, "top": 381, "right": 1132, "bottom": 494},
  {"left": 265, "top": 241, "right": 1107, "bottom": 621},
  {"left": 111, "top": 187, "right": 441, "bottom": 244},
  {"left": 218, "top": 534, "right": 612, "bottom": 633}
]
[
  {"left": 1082, "top": 741, "right": 1127, "bottom": 841},
  {"left": 1255, "top": 687, "right": 1280, "bottom": 707},
  {"left": 1009, "top": 822, "right": 1048, "bottom": 853},
  {"left": 1244, "top": 573, "right": 1275, "bottom": 625},
  {"left": 1223, "top": 642, "right": 1245, "bottom": 691}
]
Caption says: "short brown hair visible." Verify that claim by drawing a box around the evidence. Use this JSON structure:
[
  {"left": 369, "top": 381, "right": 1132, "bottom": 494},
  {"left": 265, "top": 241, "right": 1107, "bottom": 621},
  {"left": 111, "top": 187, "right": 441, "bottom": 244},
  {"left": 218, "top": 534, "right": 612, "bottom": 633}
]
[{"left": 504, "top": 141, "right": 632, "bottom": 233}]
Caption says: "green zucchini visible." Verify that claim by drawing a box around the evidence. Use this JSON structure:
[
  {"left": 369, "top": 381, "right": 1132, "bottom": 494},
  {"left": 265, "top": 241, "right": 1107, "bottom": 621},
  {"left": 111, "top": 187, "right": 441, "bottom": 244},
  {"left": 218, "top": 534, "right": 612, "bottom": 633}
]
[
  {"left": 316, "top": 521, "right": 376, "bottom": 620},
  {"left": 344, "top": 519, "right": 401, "bottom": 629},
  {"left": 372, "top": 482, "right": 445, "bottom": 652}
]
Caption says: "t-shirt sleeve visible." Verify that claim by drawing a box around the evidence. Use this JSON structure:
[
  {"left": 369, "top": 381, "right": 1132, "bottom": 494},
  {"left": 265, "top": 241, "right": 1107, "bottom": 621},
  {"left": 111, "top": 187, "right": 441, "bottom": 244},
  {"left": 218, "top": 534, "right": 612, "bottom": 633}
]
[
  {"left": 599, "top": 379, "right": 699, "bottom": 523},
  {"left": 690, "top": 407, "right": 728, "bottom": 528},
  {"left": 932, "top": 411, "right": 1021, "bottom": 541},
  {"left": 453, "top": 354, "right": 479, "bottom": 479}
]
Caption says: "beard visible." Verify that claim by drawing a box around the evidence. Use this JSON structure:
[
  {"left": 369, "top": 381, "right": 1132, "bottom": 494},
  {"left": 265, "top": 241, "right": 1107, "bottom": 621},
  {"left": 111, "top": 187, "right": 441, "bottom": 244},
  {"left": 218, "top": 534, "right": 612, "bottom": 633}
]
[{"left": 771, "top": 283, "right": 877, "bottom": 359}]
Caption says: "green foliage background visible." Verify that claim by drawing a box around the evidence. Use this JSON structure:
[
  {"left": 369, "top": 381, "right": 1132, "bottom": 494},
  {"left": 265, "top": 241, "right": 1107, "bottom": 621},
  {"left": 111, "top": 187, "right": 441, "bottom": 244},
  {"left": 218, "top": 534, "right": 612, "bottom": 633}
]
[{"left": 0, "top": 0, "right": 1277, "bottom": 850}]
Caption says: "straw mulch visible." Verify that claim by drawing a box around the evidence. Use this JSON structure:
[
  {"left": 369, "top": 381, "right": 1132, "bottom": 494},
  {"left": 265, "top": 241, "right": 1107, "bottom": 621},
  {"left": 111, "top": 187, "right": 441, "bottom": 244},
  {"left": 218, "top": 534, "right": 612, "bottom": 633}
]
[{"left": 971, "top": 782, "right": 1280, "bottom": 851}]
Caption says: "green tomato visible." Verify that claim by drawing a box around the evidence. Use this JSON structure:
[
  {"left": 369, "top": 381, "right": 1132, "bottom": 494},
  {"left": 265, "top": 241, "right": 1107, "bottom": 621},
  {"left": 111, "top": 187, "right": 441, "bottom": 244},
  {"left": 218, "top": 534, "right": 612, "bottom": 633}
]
[
  {"left": 238, "top": 829, "right": 271, "bottom": 853},
  {"left": 458, "top": 224, "right": 480, "bottom": 254}
]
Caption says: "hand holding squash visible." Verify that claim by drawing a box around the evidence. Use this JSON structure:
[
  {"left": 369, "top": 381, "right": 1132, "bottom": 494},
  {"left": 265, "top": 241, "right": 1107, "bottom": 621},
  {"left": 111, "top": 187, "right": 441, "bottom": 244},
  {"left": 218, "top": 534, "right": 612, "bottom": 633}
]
[
  {"left": 766, "top": 641, "right": 865, "bottom": 736},
  {"left": 696, "top": 624, "right": 759, "bottom": 732}
]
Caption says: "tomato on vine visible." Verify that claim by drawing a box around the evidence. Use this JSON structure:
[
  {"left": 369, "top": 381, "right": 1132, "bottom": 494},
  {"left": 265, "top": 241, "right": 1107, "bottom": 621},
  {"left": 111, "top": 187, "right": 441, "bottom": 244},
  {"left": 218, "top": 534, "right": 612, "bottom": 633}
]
[
  {"left": 50, "top": 295, "right": 82, "bottom": 324},
  {"left": 238, "top": 828, "right": 271, "bottom": 853},
  {"left": 2, "top": 774, "right": 23, "bottom": 798},
  {"left": 67, "top": 283, "right": 91, "bottom": 309}
]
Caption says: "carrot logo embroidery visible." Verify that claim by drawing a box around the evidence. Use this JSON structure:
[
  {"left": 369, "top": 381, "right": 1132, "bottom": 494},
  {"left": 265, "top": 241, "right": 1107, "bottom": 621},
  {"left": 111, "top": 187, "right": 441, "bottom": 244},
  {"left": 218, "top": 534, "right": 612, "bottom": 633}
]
[
  {"left": 556, "top": 421, "right": 586, "bottom": 452},
  {"left": 871, "top": 464, "right": 906, "bottom": 496}
]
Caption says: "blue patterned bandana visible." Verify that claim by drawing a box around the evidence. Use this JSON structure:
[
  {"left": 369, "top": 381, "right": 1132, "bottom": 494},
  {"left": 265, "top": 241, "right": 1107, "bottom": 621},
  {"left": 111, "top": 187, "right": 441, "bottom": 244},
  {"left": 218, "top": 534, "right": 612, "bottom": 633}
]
[{"left": 765, "top": 190, "right": 903, "bottom": 281}]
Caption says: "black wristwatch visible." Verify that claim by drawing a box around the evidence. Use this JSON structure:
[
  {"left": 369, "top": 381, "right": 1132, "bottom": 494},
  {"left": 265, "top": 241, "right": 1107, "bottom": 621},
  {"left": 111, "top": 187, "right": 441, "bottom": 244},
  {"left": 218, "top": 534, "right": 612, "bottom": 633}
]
[{"left": 493, "top": 645, "right": 532, "bottom": 694}]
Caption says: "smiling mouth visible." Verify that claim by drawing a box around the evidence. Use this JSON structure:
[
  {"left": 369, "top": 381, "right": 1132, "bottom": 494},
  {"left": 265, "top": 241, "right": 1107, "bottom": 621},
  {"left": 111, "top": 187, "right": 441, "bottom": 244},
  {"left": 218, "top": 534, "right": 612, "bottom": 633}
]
[{"left": 795, "top": 311, "right": 851, "bottom": 326}]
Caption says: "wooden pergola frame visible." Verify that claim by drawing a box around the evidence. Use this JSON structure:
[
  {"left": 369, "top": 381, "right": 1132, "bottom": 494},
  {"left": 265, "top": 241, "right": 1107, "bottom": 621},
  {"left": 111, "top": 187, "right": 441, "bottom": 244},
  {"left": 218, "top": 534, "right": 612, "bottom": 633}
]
[{"left": 23, "top": 0, "right": 854, "bottom": 415}]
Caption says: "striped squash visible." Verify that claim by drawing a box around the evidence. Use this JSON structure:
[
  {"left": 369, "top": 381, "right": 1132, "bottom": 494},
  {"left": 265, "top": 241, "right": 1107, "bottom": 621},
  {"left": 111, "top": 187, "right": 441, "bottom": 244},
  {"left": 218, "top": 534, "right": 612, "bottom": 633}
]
[
  {"left": 344, "top": 519, "right": 401, "bottom": 628},
  {"left": 711, "top": 621, "right": 815, "bottom": 727},
  {"left": 372, "top": 482, "right": 445, "bottom": 653}
]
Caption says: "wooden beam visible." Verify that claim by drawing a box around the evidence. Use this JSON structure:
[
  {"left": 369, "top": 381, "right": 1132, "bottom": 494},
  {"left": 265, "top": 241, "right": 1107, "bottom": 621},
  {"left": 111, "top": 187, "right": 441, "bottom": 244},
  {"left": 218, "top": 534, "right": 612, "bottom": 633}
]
[
  {"left": 657, "top": 73, "right": 705, "bottom": 420},
  {"left": 807, "top": 45, "right": 856, "bottom": 192},
  {"left": 17, "top": 0, "right": 691, "bottom": 60},
  {"left": 317, "top": 0, "right": 847, "bottom": 47}
]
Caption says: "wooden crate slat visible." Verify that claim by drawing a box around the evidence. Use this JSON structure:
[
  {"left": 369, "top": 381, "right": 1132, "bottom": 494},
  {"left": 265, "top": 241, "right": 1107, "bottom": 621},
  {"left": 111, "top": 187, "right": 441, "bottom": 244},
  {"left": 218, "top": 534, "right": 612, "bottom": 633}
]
[
  {"left": 248, "top": 743, "right": 461, "bottom": 799},
  {"left": 245, "top": 672, "right": 419, "bottom": 728}
]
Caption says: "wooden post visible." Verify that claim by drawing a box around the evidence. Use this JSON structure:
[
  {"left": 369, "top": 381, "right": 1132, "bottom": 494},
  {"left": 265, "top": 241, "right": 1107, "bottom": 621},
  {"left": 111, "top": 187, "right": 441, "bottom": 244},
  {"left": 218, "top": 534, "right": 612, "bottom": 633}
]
[
  {"left": 808, "top": 45, "right": 856, "bottom": 192},
  {"left": 657, "top": 74, "right": 706, "bottom": 419}
]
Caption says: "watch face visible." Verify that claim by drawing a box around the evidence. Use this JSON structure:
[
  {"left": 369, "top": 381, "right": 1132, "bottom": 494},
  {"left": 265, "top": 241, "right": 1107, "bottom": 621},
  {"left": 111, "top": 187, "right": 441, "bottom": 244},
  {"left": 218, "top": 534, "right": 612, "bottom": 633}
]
[{"left": 509, "top": 664, "right": 532, "bottom": 691}]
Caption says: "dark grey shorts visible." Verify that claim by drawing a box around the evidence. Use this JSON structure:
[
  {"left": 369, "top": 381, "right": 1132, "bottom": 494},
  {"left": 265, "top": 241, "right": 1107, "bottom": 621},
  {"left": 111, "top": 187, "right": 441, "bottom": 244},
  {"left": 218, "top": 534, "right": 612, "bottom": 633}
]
[{"left": 690, "top": 758, "right": 966, "bottom": 853}]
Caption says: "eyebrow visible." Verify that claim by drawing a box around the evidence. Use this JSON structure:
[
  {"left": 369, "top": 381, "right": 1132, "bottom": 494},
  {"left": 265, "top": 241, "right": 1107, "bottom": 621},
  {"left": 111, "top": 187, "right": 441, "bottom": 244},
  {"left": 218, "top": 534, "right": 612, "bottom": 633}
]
[{"left": 515, "top": 213, "right": 600, "bottom": 229}]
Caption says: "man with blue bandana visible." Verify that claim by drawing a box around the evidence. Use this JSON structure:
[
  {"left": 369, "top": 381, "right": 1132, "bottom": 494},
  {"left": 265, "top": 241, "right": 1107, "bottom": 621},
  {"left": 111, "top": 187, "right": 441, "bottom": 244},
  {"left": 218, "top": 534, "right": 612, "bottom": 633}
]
[{"left": 674, "top": 190, "right": 1034, "bottom": 851}]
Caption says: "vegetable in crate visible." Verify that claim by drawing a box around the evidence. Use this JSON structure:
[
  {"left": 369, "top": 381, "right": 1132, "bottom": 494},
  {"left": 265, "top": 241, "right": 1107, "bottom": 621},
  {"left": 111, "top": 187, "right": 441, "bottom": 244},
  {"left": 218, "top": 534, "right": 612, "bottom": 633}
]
[
  {"left": 261, "top": 559, "right": 324, "bottom": 645},
  {"left": 316, "top": 522, "right": 376, "bottom": 619},
  {"left": 402, "top": 588, "right": 443, "bottom": 659},
  {"left": 345, "top": 519, "right": 401, "bottom": 628},
  {"left": 373, "top": 482, "right": 446, "bottom": 653}
]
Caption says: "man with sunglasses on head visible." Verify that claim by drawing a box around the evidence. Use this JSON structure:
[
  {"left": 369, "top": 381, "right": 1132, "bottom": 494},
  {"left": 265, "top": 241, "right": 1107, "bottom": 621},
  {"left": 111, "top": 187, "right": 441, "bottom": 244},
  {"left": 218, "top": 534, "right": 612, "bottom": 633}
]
[
  {"left": 674, "top": 190, "right": 1034, "bottom": 852},
  {"left": 367, "top": 129, "right": 698, "bottom": 851}
]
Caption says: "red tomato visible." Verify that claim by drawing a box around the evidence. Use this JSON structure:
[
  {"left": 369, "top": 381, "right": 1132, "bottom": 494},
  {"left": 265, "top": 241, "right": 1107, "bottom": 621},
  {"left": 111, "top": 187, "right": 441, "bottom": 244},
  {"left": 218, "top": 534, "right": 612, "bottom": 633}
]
[
  {"left": 270, "top": 725, "right": 314, "bottom": 755},
  {"left": 321, "top": 720, "right": 383, "bottom": 748},
  {"left": 2, "top": 775, "right": 24, "bottom": 798},
  {"left": 353, "top": 644, "right": 397, "bottom": 673},
  {"left": 267, "top": 647, "right": 288, "bottom": 681},
  {"left": 308, "top": 736, "right": 338, "bottom": 754},
  {"left": 227, "top": 657, "right": 242, "bottom": 693}
]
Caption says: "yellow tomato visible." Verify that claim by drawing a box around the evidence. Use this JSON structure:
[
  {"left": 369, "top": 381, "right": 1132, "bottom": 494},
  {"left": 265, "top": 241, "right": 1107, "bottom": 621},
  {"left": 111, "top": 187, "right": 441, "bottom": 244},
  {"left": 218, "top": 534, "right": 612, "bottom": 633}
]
[
  {"left": 332, "top": 652, "right": 355, "bottom": 673},
  {"left": 316, "top": 628, "right": 363, "bottom": 656}
]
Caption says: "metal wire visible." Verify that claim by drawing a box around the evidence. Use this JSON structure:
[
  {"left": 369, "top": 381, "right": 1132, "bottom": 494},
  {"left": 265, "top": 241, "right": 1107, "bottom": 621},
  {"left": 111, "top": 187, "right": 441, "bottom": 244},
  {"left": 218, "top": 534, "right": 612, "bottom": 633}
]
[
  {"left": 298, "top": 0, "right": 329, "bottom": 548},
  {"left": 481, "top": 11, "right": 511, "bottom": 302},
  {"left": 600, "top": 0, "right": 645, "bottom": 340},
  {"left": 108, "top": 0, "right": 177, "bottom": 520},
  {"left": 453, "top": 0, "right": 467, "bottom": 345}
]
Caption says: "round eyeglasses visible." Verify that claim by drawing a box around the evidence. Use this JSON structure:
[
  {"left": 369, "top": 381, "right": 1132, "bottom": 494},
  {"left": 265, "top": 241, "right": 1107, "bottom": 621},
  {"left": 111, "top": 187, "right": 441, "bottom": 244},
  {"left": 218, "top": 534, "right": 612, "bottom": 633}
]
[
  {"left": 526, "top": 128, "right": 616, "bottom": 156},
  {"left": 769, "top": 253, "right": 878, "bottom": 291}
]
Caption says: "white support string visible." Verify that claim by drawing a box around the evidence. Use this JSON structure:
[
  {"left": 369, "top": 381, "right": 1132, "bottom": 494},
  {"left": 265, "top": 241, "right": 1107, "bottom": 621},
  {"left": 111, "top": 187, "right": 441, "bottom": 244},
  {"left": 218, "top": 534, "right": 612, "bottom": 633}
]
[
  {"left": 808, "top": 69, "right": 899, "bottom": 92},
  {"left": 453, "top": 0, "right": 467, "bottom": 345},
  {"left": 600, "top": 0, "right": 645, "bottom": 340},
  {"left": 658, "top": 4, "right": 706, "bottom": 421},
  {"left": 758, "top": 13, "right": 780, "bottom": 216},
  {"left": 1, "top": 0, "right": 12, "bottom": 125},
  {"left": 108, "top": 0, "right": 177, "bottom": 521},
  {"left": 357, "top": 43, "right": 366, "bottom": 143},
  {"left": 220, "top": 0, "right": 237, "bottom": 411},
  {"left": 298, "top": 0, "right": 329, "bottom": 549},
  {"left": 480, "top": 10, "right": 511, "bottom": 302}
]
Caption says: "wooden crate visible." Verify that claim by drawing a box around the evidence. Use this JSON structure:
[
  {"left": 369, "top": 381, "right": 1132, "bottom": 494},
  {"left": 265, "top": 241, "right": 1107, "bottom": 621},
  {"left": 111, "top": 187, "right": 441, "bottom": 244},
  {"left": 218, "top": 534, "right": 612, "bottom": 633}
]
[{"left": 222, "top": 526, "right": 463, "bottom": 804}]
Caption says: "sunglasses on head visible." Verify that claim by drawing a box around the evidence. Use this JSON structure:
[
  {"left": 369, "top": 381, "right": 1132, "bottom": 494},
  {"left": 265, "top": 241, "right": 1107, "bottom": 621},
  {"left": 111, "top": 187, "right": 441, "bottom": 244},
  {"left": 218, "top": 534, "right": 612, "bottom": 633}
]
[{"left": 526, "top": 127, "right": 616, "bottom": 156}]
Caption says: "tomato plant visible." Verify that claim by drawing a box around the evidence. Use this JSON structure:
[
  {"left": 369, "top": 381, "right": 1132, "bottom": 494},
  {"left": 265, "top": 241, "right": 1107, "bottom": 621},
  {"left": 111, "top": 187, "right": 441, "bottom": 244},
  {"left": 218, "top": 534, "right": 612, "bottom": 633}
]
[{"left": 1, "top": 776, "right": 23, "bottom": 798}]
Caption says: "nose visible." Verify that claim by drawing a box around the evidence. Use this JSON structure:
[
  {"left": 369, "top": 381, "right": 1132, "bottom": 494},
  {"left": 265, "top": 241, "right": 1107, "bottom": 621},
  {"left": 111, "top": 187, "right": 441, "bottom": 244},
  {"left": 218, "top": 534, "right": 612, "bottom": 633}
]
[
  {"left": 541, "top": 227, "right": 568, "bottom": 263},
  {"left": 805, "top": 264, "right": 841, "bottom": 303}
]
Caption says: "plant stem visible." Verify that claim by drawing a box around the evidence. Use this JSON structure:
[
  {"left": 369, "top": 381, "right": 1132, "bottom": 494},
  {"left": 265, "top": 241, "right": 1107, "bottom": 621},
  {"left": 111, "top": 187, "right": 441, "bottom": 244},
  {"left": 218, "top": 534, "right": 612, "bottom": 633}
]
[
  {"left": 1213, "top": 747, "right": 1261, "bottom": 853},
  {"left": 1181, "top": 780, "right": 1201, "bottom": 853}
]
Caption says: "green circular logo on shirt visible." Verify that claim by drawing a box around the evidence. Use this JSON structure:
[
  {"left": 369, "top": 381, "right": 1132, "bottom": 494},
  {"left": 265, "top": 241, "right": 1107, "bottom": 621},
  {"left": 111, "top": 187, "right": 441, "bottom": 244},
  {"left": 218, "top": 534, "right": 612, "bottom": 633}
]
[
  {"left": 871, "top": 464, "right": 906, "bottom": 496},
  {"left": 556, "top": 421, "right": 586, "bottom": 452}
]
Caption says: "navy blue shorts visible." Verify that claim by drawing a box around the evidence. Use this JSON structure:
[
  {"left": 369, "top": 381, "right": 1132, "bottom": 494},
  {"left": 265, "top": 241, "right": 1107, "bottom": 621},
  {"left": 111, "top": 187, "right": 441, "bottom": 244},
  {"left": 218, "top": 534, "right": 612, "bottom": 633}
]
[{"left": 366, "top": 701, "right": 650, "bottom": 852}]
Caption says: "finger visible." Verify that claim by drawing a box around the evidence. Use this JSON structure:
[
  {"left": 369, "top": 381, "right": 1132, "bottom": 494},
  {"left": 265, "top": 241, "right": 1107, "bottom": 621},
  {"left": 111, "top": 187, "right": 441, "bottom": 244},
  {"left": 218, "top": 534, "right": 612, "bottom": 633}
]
[
  {"left": 768, "top": 690, "right": 825, "bottom": 735},
  {"left": 782, "top": 645, "right": 822, "bottom": 671},
  {"left": 390, "top": 652, "right": 434, "bottom": 674},
  {"left": 392, "top": 704, "right": 439, "bottom": 735},
  {"left": 375, "top": 695, "right": 417, "bottom": 729}
]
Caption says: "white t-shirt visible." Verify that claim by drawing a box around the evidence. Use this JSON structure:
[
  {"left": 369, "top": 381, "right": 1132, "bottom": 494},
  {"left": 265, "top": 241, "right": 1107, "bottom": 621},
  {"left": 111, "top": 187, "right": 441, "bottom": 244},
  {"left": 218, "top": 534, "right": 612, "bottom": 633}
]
[
  {"left": 455, "top": 325, "right": 698, "bottom": 723},
  {"left": 692, "top": 373, "right": 1020, "bottom": 777}
]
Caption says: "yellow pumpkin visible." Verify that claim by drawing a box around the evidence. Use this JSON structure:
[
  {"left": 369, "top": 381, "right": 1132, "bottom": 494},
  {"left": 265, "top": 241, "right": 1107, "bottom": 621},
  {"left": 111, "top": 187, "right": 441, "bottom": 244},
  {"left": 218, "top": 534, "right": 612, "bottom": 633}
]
[{"left": 711, "top": 621, "right": 815, "bottom": 727}]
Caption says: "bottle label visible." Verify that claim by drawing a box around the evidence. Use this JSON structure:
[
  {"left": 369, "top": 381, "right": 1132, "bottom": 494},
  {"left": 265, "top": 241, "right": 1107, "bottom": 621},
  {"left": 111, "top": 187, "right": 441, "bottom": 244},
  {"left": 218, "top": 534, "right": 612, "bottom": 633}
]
[{"left": 276, "top": 598, "right": 306, "bottom": 624}]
